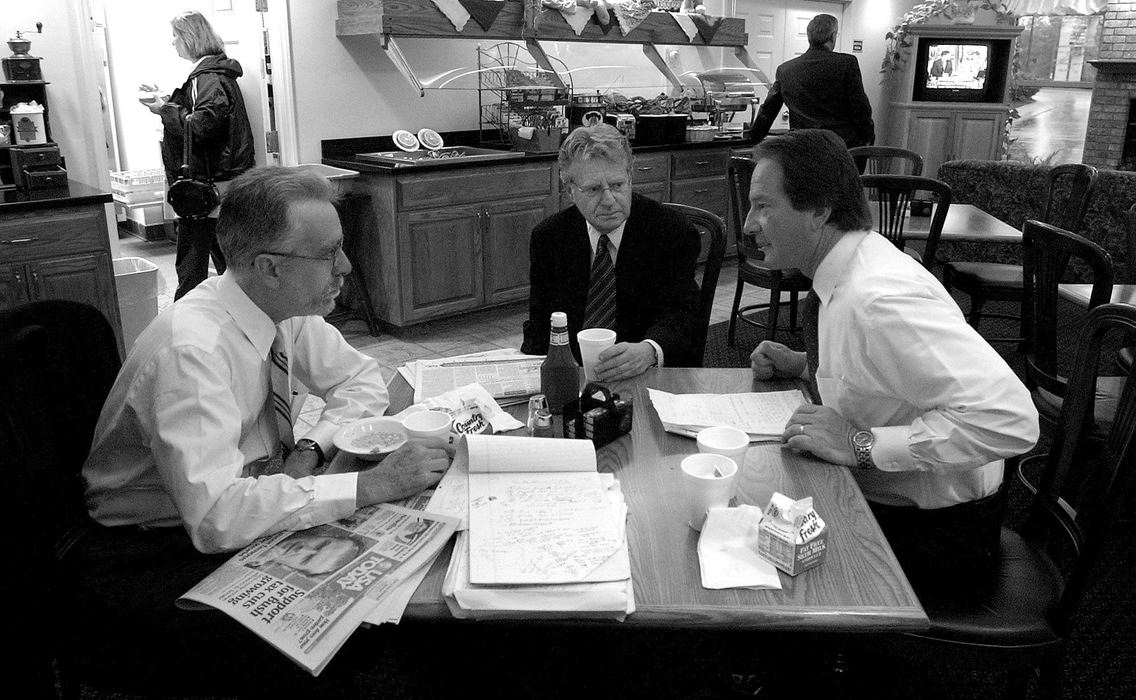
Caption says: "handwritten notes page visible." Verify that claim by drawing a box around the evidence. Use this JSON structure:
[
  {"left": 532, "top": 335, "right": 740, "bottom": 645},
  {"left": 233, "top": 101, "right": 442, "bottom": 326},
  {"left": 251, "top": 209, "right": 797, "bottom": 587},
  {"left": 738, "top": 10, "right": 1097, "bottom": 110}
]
[
  {"left": 648, "top": 388, "right": 807, "bottom": 440},
  {"left": 464, "top": 434, "right": 627, "bottom": 585}
]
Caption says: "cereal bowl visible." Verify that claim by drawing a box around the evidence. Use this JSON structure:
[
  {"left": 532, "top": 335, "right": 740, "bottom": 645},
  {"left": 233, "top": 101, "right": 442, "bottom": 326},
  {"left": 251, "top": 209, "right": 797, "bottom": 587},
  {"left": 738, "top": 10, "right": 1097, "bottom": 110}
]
[{"left": 334, "top": 417, "right": 408, "bottom": 461}]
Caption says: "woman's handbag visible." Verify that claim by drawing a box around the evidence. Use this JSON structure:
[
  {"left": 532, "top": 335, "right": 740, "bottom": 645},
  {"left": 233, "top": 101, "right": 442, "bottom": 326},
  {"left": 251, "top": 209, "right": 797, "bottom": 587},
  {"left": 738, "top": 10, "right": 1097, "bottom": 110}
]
[{"left": 167, "top": 115, "right": 219, "bottom": 219}]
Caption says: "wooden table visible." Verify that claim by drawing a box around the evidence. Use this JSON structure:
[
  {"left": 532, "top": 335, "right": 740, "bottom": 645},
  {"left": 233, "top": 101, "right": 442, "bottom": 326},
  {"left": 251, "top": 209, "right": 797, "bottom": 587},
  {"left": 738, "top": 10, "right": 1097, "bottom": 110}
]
[
  {"left": 1058, "top": 283, "right": 1136, "bottom": 308},
  {"left": 391, "top": 368, "right": 928, "bottom": 633},
  {"left": 872, "top": 203, "right": 1022, "bottom": 243}
]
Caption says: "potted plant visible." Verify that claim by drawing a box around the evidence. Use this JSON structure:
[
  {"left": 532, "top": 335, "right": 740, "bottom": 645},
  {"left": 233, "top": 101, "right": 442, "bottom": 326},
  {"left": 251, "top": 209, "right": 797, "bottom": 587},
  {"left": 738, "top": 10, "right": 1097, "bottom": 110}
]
[{"left": 881, "top": 0, "right": 1014, "bottom": 73}]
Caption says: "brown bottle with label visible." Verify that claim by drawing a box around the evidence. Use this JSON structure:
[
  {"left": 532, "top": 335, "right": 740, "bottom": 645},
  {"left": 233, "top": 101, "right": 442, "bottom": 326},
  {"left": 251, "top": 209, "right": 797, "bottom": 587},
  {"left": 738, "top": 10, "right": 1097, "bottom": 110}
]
[{"left": 540, "top": 311, "right": 579, "bottom": 414}]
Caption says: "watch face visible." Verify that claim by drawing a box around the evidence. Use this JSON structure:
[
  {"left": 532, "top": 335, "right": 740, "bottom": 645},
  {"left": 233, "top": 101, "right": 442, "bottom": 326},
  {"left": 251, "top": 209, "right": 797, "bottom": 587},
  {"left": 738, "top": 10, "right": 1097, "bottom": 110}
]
[{"left": 853, "top": 431, "right": 874, "bottom": 448}]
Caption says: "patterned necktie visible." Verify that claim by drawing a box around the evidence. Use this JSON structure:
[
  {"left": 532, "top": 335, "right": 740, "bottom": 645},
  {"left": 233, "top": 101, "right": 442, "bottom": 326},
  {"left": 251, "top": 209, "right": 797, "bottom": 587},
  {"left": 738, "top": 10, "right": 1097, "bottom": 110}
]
[
  {"left": 802, "top": 289, "right": 822, "bottom": 405},
  {"left": 583, "top": 233, "right": 617, "bottom": 329},
  {"left": 269, "top": 329, "right": 295, "bottom": 454}
]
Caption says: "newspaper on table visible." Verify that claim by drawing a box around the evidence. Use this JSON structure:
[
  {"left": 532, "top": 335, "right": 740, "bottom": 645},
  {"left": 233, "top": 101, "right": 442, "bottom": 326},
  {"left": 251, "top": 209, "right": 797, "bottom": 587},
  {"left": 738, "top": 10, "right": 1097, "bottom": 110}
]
[
  {"left": 177, "top": 503, "right": 458, "bottom": 676},
  {"left": 412, "top": 351, "right": 543, "bottom": 407},
  {"left": 647, "top": 388, "right": 807, "bottom": 441}
]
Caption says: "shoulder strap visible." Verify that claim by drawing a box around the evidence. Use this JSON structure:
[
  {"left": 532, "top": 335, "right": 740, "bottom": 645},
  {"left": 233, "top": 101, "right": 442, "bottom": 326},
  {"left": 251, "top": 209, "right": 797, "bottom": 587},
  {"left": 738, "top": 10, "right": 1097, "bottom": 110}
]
[{"left": 179, "top": 77, "right": 212, "bottom": 182}]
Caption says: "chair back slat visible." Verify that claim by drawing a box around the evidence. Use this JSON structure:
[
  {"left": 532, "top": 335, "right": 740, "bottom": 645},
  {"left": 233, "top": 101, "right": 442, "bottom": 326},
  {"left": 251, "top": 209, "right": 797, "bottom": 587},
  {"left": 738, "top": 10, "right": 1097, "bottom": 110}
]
[
  {"left": 727, "top": 156, "right": 759, "bottom": 263},
  {"left": 1041, "top": 163, "right": 1098, "bottom": 233},
  {"left": 664, "top": 203, "right": 727, "bottom": 366},
  {"left": 1020, "top": 220, "right": 1115, "bottom": 402},
  {"left": 848, "top": 146, "right": 925, "bottom": 176},
  {"left": 861, "top": 174, "right": 952, "bottom": 270}
]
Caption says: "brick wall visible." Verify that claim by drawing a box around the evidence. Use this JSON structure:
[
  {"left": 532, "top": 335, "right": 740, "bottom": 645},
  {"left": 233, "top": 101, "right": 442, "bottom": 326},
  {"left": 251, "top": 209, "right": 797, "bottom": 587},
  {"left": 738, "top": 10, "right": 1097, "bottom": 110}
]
[{"left": 1085, "top": 1, "right": 1136, "bottom": 168}]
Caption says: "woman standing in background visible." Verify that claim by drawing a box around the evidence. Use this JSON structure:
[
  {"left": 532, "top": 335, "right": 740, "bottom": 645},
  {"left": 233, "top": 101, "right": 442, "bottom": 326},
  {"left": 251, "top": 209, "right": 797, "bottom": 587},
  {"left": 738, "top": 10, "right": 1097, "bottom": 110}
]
[{"left": 142, "top": 10, "right": 254, "bottom": 300}]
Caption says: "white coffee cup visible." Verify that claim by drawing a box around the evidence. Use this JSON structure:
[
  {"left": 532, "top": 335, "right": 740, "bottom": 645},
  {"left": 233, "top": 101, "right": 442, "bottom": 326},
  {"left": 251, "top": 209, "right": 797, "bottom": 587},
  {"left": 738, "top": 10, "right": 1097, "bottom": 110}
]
[
  {"left": 402, "top": 410, "right": 453, "bottom": 445},
  {"left": 680, "top": 453, "right": 738, "bottom": 531},
  {"left": 577, "top": 328, "right": 617, "bottom": 381},
  {"left": 696, "top": 426, "right": 750, "bottom": 498}
]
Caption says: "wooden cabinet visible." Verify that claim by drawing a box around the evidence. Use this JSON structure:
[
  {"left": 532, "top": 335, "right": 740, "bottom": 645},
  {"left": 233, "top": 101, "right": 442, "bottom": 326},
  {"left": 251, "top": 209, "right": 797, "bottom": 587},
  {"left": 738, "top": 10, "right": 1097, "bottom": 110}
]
[
  {"left": 903, "top": 107, "right": 1004, "bottom": 181},
  {"left": 0, "top": 197, "right": 122, "bottom": 353},
  {"left": 355, "top": 161, "right": 558, "bottom": 326},
  {"left": 1, "top": 80, "right": 54, "bottom": 187}
]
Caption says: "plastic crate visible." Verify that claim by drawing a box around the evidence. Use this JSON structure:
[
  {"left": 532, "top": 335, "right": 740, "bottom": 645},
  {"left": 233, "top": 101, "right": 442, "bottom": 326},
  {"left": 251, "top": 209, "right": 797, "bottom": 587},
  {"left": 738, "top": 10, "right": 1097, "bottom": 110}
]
[{"left": 111, "top": 169, "right": 166, "bottom": 194}]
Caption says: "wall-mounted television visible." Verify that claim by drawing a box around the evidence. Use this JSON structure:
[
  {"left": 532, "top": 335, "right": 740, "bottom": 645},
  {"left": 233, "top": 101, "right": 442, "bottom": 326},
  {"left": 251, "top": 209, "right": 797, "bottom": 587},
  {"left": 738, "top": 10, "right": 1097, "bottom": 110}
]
[{"left": 912, "top": 37, "right": 1012, "bottom": 103}]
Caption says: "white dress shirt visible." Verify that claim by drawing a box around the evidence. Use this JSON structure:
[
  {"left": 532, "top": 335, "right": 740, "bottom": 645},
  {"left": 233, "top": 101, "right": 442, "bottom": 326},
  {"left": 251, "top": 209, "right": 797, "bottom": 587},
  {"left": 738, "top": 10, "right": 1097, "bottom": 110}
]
[
  {"left": 585, "top": 220, "right": 664, "bottom": 366},
  {"left": 83, "top": 273, "right": 389, "bottom": 552},
  {"left": 812, "top": 231, "right": 1039, "bottom": 508}
]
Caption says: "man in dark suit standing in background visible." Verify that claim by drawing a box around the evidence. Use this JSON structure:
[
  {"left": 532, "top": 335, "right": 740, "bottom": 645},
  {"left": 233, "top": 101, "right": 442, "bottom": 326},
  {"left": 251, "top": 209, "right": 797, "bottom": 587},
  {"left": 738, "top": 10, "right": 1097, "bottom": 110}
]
[
  {"left": 521, "top": 123, "right": 702, "bottom": 379},
  {"left": 748, "top": 14, "right": 875, "bottom": 149}
]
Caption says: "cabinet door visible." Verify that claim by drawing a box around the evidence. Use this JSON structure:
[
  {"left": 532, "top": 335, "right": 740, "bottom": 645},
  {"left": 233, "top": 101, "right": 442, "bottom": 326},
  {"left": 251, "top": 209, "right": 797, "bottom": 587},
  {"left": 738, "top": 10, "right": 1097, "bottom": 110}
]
[
  {"left": 398, "top": 205, "right": 483, "bottom": 323},
  {"left": 0, "top": 263, "right": 32, "bottom": 308},
  {"left": 28, "top": 253, "right": 120, "bottom": 331},
  {"left": 483, "top": 196, "right": 547, "bottom": 305},
  {"left": 953, "top": 113, "right": 1002, "bottom": 163},
  {"left": 906, "top": 110, "right": 954, "bottom": 180},
  {"left": 633, "top": 181, "right": 667, "bottom": 203},
  {"left": 670, "top": 175, "right": 728, "bottom": 221}
]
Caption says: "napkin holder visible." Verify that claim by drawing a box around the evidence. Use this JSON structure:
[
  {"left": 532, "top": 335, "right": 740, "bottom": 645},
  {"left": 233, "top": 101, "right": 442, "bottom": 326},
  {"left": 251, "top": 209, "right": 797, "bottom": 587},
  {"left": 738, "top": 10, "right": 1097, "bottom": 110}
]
[{"left": 562, "top": 382, "right": 633, "bottom": 448}]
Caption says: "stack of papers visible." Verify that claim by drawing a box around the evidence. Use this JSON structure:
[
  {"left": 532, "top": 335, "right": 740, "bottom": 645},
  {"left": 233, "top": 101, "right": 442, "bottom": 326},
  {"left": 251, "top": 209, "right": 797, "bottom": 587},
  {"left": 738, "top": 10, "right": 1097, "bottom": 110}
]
[
  {"left": 402, "top": 350, "right": 543, "bottom": 407},
  {"left": 648, "top": 388, "right": 806, "bottom": 441},
  {"left": 441, "top": 434, "right": 635, "bottom": 620}
]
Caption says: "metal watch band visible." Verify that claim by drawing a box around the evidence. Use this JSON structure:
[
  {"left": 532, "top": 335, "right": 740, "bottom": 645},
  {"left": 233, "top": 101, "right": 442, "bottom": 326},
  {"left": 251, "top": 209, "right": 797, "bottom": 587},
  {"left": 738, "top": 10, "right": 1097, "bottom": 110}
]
[{"left": 294, "top": 439, "right": 325, "bottom": 468}]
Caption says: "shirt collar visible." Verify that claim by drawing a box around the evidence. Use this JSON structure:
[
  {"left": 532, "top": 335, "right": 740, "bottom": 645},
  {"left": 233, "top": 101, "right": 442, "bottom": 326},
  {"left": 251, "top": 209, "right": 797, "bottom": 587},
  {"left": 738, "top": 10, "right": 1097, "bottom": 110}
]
[
  {"left": 812, "top": 230, "right": 870, "bottom": 306},
  {"left": 216, "top": 272, "right": 279, "bottom": 359},
  {"left": 587, "top": 220, "right": 626, "bottom": 257}
]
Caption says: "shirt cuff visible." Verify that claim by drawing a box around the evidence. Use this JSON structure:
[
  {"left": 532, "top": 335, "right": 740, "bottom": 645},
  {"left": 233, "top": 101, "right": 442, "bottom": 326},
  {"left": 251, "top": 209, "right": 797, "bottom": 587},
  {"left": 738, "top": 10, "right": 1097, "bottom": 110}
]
[
  {"left": 871, "top": 425, "right": 915, "bottom": 472},
  {"left": 304, "top": 421, "right": 341, "bottom": 455},
  {"left": 644, "top": 339, "right": 663, "bottom": 367}
]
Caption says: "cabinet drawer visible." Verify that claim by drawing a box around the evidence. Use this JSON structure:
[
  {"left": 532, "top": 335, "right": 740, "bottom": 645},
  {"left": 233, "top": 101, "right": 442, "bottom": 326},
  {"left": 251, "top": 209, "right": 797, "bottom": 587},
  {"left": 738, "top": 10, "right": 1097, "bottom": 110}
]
[
  {"left": 670, "top": 176, "right": 727, "bottom": 217},
  {"left": 396, "top": 163, "right": 553, "bottom": 210},
  {"left": 630, "top": 153, "right": 669, "bottom": 183},
  {"left": 671, "top": 148, "right": 731, "bottom": 179},
  {"left": 0, "top": 206, "right": 107, "bottom": 263}
]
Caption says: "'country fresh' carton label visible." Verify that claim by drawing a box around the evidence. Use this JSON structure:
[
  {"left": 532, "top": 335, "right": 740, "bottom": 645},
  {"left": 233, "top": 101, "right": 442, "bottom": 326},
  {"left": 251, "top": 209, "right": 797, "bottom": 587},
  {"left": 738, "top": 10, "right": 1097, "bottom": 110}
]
[{"left": 755, "top": 492, "right": 828, "bottom": 576}]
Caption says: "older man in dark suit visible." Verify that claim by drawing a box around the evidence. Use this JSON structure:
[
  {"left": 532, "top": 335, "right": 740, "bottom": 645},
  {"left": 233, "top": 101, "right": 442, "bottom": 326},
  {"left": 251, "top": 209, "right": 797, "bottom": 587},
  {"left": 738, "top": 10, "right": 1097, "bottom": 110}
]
[
  {"left": 748, "top": 13, "right": 875, "bottom": 149},
  {"left": 521, "top": 124, "right": 702, "bottom": 379}
]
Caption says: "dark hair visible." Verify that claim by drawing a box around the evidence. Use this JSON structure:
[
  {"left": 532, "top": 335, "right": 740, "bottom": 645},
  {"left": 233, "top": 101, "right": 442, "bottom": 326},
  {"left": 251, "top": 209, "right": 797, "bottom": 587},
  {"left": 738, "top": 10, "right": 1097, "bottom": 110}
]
[
  {"left": 807, "top": 14, "right": 838, "bottom": 48},
  {"left": 171, "top": 11, "right": 225, "bottom": 59},
  {"left": 217, "top": 166, "right": 338, "bottom": 268},
  {"left": 558, "top": 123, "right": 632, "bottom": 184},
  {"left": 752, "top": 129, "right": 870, "bottom": 232}
]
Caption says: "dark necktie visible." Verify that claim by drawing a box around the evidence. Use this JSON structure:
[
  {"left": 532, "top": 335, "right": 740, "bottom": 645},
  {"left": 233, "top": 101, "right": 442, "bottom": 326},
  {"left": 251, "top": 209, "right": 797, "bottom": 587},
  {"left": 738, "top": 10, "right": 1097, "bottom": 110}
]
[
  {"left": 583, "top": 233, "right": 617, "bottom": 329},
  {"left": 802, "top": 289, "right": 822, "bottom": 405},
  {"left": 269, "top": 330, "right": 295, "bottom": 455}
]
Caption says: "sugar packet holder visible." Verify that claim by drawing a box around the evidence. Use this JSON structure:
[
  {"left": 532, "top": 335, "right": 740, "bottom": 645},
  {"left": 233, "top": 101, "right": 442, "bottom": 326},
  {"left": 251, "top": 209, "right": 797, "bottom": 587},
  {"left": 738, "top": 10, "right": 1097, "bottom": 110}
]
[
  {"left": 562, "top": 382, "right": 633, "bottom": 448},
  {"left": 755, "top": 492, "right": 828, "bottom": 576},
  {"left": 402, "top": 382, "right": 524, "bottom": 440}
]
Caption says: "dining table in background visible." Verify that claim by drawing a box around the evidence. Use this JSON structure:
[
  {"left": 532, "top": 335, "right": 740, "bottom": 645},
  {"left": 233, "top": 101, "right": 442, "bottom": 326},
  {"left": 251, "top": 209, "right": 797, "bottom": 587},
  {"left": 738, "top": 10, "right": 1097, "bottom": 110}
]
[
  {"left": 1058, "top": 283, "right": 1136, "bottom": 308},
  {"left": 383, "top": 367, "right": 928, "bottom": 633},
  {"left": 872, "top": 202, "right": 1022, "bottom": 244}
]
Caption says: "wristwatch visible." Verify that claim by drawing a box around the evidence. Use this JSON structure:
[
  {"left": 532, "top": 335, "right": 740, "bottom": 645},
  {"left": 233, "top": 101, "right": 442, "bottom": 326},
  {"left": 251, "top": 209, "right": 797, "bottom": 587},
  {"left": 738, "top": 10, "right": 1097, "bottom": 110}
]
[
  {"left": 293, "top": 439, "right": 326, "bottom": 471},
  {"left": 850, "top": 430, "right": 876, "bottom": 471}
]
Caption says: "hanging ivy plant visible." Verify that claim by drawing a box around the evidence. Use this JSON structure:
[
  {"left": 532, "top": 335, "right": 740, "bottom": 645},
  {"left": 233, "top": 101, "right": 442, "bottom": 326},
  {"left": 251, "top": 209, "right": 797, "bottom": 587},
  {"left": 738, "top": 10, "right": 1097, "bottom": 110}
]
[{"left": 881, "top": 0, "right": 1014, "bottom": 73}]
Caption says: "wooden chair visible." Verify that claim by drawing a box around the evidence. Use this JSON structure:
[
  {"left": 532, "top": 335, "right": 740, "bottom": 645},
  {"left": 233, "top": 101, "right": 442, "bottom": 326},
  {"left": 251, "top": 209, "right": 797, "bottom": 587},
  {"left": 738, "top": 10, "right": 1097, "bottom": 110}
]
[
  {"left": 1117, "top": 203, "right": 1136, "bottom": 374},
  {"left": 1020, "top": 220, "right": 1118, "bottom": 440},
  {"left": 0, "top": 300, "right": 121, "bottom": 698},
  {"left": 848, "top": 145, "right": 924, "bottom": 176},
  {"left": 873, "top": 302, "right": 1136, "bottom": 699},
  {"left": 861, "top": 174, "right": 952, "bottom": 271},
  {"left": 665, "top": 202, "right": 727, "bottom": 365},
  {"left": 725, "top": 156, "right": 811, "bottom": 346},
  {"left": 943, "top": 163, "right": 1099, "bottom": 344}
]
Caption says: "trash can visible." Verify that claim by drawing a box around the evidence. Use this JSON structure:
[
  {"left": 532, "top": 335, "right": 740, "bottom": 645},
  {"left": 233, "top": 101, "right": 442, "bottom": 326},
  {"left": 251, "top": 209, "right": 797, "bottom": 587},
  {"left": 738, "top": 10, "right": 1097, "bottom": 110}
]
[{"left": 114, "top": 257, "right": 160, "bottom": 352}]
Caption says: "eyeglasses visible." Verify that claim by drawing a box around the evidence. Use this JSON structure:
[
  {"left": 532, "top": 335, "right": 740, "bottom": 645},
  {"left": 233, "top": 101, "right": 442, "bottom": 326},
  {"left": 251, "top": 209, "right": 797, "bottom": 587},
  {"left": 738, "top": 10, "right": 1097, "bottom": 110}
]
[
  {"left": 572, "top": 180, "right": 630, "bottom": 199},
  {"left": 262, "top": 241, "right": 344, "bottom": 267}
]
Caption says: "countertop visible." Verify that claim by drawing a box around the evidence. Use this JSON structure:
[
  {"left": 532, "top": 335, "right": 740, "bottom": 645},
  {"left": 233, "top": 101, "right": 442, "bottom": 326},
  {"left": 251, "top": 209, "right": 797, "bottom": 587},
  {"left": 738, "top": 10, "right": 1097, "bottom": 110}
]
[
  {"left": 0, "top": 180, "right": 112, "bottom": 214},
  {"left": 321, "top": 130, "right": 755, "bottom": 175}
]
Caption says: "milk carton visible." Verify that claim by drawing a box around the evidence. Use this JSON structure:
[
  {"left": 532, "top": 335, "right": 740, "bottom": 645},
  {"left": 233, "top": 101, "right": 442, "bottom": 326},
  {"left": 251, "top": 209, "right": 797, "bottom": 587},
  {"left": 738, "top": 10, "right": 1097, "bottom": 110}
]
[{"left": 755, "top": 492, "right": 828, "bottom": 576}]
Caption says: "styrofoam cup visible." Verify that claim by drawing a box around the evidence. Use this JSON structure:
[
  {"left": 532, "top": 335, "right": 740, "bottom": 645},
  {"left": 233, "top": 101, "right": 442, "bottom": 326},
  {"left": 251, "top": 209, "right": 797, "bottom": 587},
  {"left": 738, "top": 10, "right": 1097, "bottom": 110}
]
[
  {"left": 696, "top": 426, "right": 750, "bottom": 497},
  {"left": 577, "top": 328, "right": 616, "bottom": 381},
  {"left": 680, "top": 453, "right": 738, "bottom": 531},
  {"left": 402, "top": 410, "right": 453, "bottom": 445}
]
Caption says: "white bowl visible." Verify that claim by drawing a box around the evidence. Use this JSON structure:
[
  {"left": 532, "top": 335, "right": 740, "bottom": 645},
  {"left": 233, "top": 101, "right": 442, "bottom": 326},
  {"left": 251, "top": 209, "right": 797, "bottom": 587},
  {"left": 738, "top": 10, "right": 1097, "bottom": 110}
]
[{"left": 334, "top": 417, "right": 408, "bottom": 461}]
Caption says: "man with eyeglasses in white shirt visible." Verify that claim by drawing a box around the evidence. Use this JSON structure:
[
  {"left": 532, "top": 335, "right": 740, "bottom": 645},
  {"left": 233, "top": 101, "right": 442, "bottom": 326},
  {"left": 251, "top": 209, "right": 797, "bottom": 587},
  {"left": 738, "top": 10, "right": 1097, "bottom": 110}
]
[
  {"left": 521, "top": 123, "right": 702, "bottom": 379},
  {"left": 76, "top": 166, "right": 449, "bottom": 694}
]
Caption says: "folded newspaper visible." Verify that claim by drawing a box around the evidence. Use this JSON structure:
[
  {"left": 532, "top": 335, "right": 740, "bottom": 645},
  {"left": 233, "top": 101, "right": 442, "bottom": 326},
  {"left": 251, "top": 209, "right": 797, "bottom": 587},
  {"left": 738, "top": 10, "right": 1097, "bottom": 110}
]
[
  {"left": 412, "top": 352, "right": 543, "bottom": 407},
  {"left": 178, "top": 504, "right": 458, "bottom": 676},
  {"left": 647, "top": 388, "right": 806, "bottom": 440}
]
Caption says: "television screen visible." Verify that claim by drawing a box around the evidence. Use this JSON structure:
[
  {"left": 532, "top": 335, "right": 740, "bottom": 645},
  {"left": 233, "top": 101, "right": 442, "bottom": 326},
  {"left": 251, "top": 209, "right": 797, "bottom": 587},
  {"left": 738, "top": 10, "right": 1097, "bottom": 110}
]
[
  {"left": 924, "top": 43, "right": 989, "bottom": 91},
  {"left": 912, "top": 38, "right": 1010, "bottom": 103}
]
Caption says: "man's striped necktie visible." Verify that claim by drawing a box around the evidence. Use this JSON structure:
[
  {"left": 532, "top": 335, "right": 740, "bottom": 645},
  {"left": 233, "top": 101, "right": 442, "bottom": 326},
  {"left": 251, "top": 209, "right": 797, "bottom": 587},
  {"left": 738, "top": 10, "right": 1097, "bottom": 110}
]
[
  {"left": 583, "top": 233, "right": 617, "bottom": 330},
  {"left": 269, "top": 331, "right": 295, "bottom": 454}
]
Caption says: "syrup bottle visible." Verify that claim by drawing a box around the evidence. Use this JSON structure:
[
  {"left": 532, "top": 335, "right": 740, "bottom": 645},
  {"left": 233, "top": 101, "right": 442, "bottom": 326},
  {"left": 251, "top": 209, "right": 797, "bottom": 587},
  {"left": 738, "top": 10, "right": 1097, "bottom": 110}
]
[{"left": 540, "top": 311, "right": 579, "bottom": 414}]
